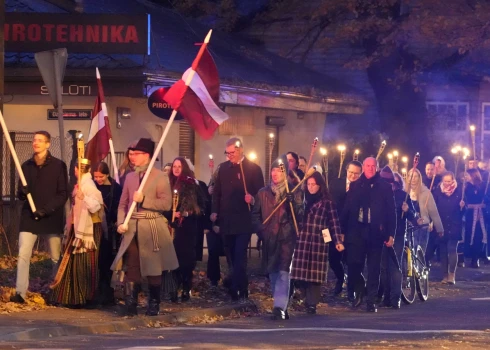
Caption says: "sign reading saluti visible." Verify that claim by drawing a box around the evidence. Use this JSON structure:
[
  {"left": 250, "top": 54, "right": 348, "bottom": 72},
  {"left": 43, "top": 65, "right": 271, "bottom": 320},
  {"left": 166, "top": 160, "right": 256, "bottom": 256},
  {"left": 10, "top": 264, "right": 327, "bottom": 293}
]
[{"left": 5, "top": 13, "right": 150, "bottom": 54}]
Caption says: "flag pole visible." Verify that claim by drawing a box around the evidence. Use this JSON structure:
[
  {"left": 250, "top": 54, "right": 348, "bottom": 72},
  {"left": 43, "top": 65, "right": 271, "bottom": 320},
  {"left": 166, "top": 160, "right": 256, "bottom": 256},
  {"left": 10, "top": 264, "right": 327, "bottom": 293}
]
[
  {"left": 108, "top": 138, "right": 120, "bottom": 183},
  {"left": 121, "top": 29, "right": 213, "bottom": 229},
  {"left": 0, "top": 110, "right": 36, "bottom": 213}
]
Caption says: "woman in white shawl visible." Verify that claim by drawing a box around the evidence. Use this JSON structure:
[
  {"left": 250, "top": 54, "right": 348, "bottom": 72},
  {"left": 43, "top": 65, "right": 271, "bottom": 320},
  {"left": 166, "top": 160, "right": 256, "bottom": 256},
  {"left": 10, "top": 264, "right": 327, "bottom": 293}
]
[{"left": 50, "top": 159, "right": 104, "bottom": 307}]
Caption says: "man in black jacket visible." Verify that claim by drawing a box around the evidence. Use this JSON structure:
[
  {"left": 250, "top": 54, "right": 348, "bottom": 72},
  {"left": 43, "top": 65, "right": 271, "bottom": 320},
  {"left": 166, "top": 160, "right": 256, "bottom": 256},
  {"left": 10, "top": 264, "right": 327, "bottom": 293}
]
[
  {"left": 341, "top": 157, "right": 396, "bottom": 312},
  {"left": 211, "top": 138, "right": 264, "bottom": 301},
  {"left": 329, "top": 160, "right": 362, "bottom": 297},
  {"left": 10, "top": 131, "right": 68, "bottom": 303}
]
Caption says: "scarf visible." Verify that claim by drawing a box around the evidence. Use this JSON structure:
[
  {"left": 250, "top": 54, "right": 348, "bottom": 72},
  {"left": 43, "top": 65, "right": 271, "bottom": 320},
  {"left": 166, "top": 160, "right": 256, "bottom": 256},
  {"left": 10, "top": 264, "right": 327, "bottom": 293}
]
[
  {"left": 305, "top": 191, "right": 322, "bottom": 213},
  {"left": 270, "top": 181, "right": 286, "bottom": 203},
  {"left": 134, "top": 163, "right": 150, "bottom": 174},
  {"left": 71, "top": 173, "right": 103, "bottom": 254},
  {"left": 359, "top": 173, "right": 378, "bottom": 224},
  {"left": 440, "top": 179, "right": 457, "bottom": 196}
]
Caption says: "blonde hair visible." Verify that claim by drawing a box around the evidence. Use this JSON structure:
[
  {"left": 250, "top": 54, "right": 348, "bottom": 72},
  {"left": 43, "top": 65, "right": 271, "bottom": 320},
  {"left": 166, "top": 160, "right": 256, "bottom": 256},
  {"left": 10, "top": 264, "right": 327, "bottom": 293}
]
[{"left": 406, "top": 168, "right": 423, "bottom": 199}]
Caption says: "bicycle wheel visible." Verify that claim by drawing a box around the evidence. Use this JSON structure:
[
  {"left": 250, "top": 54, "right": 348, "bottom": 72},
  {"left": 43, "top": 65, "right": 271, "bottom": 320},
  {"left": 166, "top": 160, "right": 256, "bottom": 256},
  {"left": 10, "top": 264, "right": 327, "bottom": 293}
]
[
  {"left": 401, "top": 246, "right": 416, "bottom": 304},
  {"left": 415, "top": 245, "right": 429, "bottom": 301}
]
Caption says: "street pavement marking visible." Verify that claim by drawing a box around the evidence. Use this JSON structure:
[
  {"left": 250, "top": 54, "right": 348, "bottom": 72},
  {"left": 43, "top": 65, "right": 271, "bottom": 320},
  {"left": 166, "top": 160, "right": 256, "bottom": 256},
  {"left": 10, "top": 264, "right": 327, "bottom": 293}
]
[
  {"left": 118, "top": 347, "right": 182, "bottom": 350},
  {"left": 158, "top": 327, "right": 489, "bottom": 334},
  {"left": 470, "top": 297, "right": 490, "bottom": 300}
]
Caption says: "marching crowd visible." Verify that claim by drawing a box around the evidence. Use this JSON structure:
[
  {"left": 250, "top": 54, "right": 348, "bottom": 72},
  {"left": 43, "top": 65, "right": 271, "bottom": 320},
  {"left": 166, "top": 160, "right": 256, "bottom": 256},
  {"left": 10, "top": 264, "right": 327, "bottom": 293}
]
[{"left": 8, "top": 131, "right": 490, "bottom": 320}]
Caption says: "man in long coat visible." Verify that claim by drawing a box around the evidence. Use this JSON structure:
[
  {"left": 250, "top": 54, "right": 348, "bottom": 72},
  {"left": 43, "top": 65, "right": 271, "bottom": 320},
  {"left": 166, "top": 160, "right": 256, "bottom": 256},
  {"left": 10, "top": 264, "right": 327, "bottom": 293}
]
[
  {"left": 341, "top": 157, "right": 396, "bottom": 313},
  {"left": 329, "top": 160, "right": 362, "bottom": 298},
  {"left": 211, "top": 137, "right": 264, "bottom": 302},
  {"left": 10, "top": 131, "right": 68, "bottom": 304},
  {"left": 112, "top": 138, "right": 178, "bottom": 316}
]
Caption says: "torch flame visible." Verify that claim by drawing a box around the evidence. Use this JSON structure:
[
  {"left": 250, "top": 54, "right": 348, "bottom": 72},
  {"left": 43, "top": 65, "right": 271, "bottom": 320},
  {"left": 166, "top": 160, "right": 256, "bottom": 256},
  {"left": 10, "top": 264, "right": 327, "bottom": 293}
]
[{"left": 320, "top": 147, "right": 327, "bottom": 156}]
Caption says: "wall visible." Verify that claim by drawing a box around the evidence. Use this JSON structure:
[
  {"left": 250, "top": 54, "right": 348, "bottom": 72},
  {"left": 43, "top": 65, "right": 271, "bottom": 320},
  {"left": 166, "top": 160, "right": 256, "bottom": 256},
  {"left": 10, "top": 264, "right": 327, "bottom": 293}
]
[{"left": 4, "top": 95, "right": 327, "bottom": 181}]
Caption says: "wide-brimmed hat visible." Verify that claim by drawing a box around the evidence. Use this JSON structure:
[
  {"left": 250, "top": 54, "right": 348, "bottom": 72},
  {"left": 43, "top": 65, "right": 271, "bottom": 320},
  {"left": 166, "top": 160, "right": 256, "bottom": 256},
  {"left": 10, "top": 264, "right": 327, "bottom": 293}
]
[{"left": 128, "top": 138, "right": 155, "bottom": 157}]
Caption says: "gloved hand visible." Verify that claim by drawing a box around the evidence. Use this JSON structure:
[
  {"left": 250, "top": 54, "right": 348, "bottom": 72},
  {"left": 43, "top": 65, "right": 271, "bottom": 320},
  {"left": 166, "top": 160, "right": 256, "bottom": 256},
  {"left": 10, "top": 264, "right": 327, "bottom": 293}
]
[
  {"left": 18, "top": 186, "right": 29, "bottom": 200},
  {"left": 33, "top": 209, "right": 46, "bottom": 221},
  {"left": 285, "top": 192, "right": 294, "bottom": 203}
]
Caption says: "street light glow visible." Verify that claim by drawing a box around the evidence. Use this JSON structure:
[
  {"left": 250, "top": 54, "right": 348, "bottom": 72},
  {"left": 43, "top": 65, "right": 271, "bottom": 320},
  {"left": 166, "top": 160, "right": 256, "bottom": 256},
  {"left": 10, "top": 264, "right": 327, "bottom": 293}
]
[{"left": 320, "top": 147, "right": 327, "bottom": 156}]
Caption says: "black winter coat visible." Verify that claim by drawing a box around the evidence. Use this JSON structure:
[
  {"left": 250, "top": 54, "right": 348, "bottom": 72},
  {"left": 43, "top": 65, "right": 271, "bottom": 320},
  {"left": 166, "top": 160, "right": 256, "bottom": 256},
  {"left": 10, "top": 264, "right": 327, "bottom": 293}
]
[
  {"left": 393, "top": 188, "right": 416, "bottom": 239},
  {"left": 212, "top": 157, "right": 264, "bottom": 235},
  {"left": 329, "top": 177, "right": 349, "bottom": 215},
  {"left": 433, "top": 186, "right": 464, "bottom": 241},
  {"left": 341, "top": 173, "right": 396, "bottom": 243},
  {"left": 252, "top": 185, "right": 303, "bottom": 274},
  {"left": 18, "top": 152, "right": 68, "bottom": 235}
]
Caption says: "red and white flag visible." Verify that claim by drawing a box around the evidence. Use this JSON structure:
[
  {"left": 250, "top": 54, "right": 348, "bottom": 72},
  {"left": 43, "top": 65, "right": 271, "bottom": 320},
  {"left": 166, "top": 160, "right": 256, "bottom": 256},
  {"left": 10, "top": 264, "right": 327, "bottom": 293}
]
[
  {"left": 86, "top": 68, "right": 112, "bottom": 166},
  {"left": 163, "top": 45, "right": 229, "bottom": 140}
]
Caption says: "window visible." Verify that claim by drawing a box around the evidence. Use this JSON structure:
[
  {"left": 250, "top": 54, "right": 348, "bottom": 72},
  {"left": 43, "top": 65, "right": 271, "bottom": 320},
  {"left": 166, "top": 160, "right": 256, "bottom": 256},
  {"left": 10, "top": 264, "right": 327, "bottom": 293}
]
[{"left": 426, "top": 102, "right": 468, "bottom": 131}]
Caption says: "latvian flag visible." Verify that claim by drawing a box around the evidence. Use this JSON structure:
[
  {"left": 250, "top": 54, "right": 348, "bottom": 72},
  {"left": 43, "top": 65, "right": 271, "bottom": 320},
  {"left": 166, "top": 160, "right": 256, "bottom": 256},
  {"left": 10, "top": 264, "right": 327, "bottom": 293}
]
[
  {"left": 163, "top": 45, "right": 229, "bottom": 140},
  {"left": 86, "top": 68, "right": 112, "bottom": 166}
]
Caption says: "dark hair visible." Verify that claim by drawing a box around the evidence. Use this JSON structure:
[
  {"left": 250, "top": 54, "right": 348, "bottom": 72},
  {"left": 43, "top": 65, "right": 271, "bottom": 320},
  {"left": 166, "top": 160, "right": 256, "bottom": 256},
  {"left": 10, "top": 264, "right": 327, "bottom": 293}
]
[
  {"left": 299, "top": 156, "right": 307, "bottom": 163},
  {"left": 287, "top": 152, "right": 299, "bottom": 165},
  {"left": 94, "top": 162, "right": 110, "bottom": 176},
  {"left": 425, "top": 161, "right": 434, "bottom": 167},
  {"left": 34, "top": 131, "right": 51, "bottom": 142},
  {"left": 467, "top": 168, "right": 482, "bottom": 186},
  {"left": 346, "top": 160, "right": 362, "bottom": 170},
  {"left": 169, "top": 157, "right": 195, "bottom": 189},
  {"left": 441, "top": 171, "right": 455, "bottom": 181},
  {"left": 306, "top": 171, "right": 332, "bottom": 201}
]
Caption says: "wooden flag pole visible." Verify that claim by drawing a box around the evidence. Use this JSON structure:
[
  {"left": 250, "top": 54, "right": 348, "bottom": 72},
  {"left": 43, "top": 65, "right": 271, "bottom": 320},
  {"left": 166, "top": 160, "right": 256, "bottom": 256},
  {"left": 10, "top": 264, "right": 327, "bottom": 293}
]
[
  {"left": 122, "top": 30, "right": 213, "bottom": 229},
  {"left": 280, "top": 162, "right": 299, "bottom": 236},
  {"left": 0, "top": 110, "right": 36, "bottom": 213},
  {"left": 108, "top": 139, "right": 120, "bottom": 184}
]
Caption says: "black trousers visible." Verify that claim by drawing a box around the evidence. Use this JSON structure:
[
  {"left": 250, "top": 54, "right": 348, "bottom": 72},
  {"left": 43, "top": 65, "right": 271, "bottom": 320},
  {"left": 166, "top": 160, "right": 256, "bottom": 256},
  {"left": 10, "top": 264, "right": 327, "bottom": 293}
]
[
  {"left": 206, "top": 231, "right": 227, "bottom": 284},
  {"left": 329, "top": 240, "right": 344, "bottom": 282},
  {"left": 223, "top": 233, "right": 251, "bottom": 295},
  {"left": 346, "top": 228, "right": 384, "bottom": 305}
]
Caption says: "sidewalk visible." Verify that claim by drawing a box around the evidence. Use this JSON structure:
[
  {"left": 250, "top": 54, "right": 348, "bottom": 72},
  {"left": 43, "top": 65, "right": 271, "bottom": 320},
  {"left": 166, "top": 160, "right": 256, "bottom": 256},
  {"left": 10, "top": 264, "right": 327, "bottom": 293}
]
[{"left": 0, "top": 301, "right": 258, "bottom": 341}]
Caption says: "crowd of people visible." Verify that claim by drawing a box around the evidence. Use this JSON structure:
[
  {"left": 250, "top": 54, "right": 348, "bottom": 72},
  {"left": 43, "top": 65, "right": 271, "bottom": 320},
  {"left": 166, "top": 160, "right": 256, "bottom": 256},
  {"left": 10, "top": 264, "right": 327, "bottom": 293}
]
[{"left": 8, "top": 131, "right": 490, "bottom": 320}]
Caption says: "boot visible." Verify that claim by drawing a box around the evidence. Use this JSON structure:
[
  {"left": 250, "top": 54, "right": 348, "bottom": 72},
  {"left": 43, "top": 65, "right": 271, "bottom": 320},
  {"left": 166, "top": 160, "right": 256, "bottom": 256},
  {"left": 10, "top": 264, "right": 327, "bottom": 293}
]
[
  {"left": 146, "top": 285, "right": 161, "bottom": 316},
  {"left": 447, "top": 272, "right": 456, "bottom": 285},
  {"left": 124, "top": 282, "right": 140, "bottom": 316}
]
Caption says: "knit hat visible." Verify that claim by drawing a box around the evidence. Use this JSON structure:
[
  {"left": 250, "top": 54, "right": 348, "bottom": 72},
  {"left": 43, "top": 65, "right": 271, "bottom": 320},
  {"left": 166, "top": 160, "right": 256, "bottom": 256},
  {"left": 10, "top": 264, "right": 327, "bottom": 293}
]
[
  {"left": 271, "top": 155, "right": 288, "bottom": 171},
  {"left": 128, "top": 138, "right": 155, "bottom": 157},
  {"left": 380, "top": 165, "right": 394, "bottom": 183}
]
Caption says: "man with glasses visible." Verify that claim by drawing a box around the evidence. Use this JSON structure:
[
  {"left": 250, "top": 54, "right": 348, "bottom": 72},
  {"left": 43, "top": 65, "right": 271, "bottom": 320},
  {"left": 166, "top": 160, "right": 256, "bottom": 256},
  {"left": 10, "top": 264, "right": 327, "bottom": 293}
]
[
  {"left": 10, "top": 131, "right": 68, "bottom": 304},
  {"left": 329, "top": 161, "right": 362, "bottom": 299},
  {"left": 211, "top": 137, "right": 264, "bottom": 302}
]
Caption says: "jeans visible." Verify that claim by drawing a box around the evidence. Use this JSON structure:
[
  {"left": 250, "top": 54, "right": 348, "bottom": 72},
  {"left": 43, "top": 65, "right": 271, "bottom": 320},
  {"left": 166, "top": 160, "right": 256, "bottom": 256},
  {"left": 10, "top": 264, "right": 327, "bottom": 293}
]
[
  {"left": 440, "top": 240, "right": 458, "bottom": 277},
  {"left": 269, "top": 271, "right": 290, "bottom": 311},
  {"left": 414, "top": 226, "right": 429, "bottom": 254},
  {"left": 16, "top": 231, "right": 61, "bottom": 298}
]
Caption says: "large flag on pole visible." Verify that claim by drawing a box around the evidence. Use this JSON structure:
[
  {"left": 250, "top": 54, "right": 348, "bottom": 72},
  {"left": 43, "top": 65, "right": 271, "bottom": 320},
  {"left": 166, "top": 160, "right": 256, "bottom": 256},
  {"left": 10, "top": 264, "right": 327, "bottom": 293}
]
[
  {"left": 163, "top": 45, "right": 229, "bottom": 140},
  {"left": 86, "top": 68, "right": 112, "bottom": 167}
]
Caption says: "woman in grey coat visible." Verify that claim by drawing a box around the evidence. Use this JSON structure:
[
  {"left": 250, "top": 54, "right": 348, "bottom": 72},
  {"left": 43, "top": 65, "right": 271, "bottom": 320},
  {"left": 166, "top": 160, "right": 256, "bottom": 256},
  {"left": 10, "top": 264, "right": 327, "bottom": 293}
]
[{"left": 111, "top": 138, "right": 178, "bottom": 316}]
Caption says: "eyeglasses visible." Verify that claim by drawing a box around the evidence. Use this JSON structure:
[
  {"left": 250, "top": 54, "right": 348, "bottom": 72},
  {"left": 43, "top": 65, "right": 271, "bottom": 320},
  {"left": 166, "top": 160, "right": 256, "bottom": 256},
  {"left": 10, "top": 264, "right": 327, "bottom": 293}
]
[
  {"left": 128, "top": 152, "right": 146, "bottom": 157},
  {"left": 224, "top": 151, "right": 236, "bottom": 156}
]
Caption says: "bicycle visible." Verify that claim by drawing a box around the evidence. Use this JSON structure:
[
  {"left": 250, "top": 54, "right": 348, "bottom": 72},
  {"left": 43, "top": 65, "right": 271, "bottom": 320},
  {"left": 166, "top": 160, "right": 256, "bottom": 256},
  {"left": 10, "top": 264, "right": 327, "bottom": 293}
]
[{"left": 401, "top": 222, "right": 429, "bottom": 304}]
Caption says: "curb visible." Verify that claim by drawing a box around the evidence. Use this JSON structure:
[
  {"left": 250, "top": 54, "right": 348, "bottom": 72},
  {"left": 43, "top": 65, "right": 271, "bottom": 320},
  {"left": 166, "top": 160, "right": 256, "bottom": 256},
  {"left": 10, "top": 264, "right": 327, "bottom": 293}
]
[{"left": 0, "top": 303, "right": 258, "bottom": 341}]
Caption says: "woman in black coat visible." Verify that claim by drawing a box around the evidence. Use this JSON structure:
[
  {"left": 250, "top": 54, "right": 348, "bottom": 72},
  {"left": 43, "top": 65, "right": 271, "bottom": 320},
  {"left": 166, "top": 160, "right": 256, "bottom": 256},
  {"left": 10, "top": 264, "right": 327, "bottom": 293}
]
[
  {"left": 93, "top": 162, "right": 122, "bottom": 304},
  {"left": 433, "top": 171, "right": 464, "bottom": 284},
  {"left": 166, "top": 157, "right": 206, "bottom": 302}
]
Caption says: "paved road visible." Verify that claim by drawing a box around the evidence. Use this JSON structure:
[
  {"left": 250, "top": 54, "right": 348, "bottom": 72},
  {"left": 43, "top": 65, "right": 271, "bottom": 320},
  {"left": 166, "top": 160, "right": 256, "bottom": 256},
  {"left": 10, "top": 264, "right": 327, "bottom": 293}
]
[{"left": 3, "top": 277, "right": 489, "bottom": 350}]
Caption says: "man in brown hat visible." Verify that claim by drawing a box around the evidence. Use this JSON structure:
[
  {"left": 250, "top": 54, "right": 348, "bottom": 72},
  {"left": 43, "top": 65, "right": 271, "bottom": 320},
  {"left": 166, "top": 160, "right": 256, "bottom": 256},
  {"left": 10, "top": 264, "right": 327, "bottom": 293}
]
[{"left": 112, "top": 138, "right": 179, "bottom": 316}]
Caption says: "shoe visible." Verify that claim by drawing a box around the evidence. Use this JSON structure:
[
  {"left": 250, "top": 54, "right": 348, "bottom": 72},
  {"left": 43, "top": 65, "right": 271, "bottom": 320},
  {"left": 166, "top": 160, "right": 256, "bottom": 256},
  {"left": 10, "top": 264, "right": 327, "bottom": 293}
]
[
  {"left": 306, "top": 305, "right": 316, "bottom": 314},
  {"left": 458, "top": 261, "right": 465, "bottom": 268},
  {"left": 391, "top": 299, "right": 401, "bottom": 309},
  {"left": 146, "top": 285, "right": 161, "bottom": 316},
  {"left": 181, "top": 290, "right": 191, "bottom": 302},
  {"left": 447, "top": 272, "right": 456, "bottom": 285},
  {"left": 334, "top": 278, "right": 344, "bottom": 295},
  {"left": 441, "top": 275, "right": 449, "bottom": 284},
  {"left": 271, "top": 307, "right": 288, "bottom": 320},
  {"left": 223, "top": 277, "right": 232, "bottom": 290},
  {"left": 381, "top": 299, "right": 392, "bottom": 308},
  {"left": 366, "top": 303, "right": 377, "bottom": 313},
  {"left": 352, "top": 289, "right": 364, "bottom": 308},
  {"left": 347, "top": 290, "right": 355, "bottom": 303},
  {"left": 124, "top": 282, "right": 140, "bottom": 316},
  {"left": 471, "top": 259, "right": 480, "bottom": 268},
  {"left": 169, "top": 291, "right": 178, "bottom": 303},
  {"left": 9, "top": 293, "right": 25, "bottom": 304}
]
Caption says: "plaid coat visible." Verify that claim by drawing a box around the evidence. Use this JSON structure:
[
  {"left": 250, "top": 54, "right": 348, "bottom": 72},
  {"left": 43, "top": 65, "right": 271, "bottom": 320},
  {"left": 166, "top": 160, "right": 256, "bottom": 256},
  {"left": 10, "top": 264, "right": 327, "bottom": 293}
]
[{"left": 291, "top": 198, "right": 342, "bottom": 284}]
